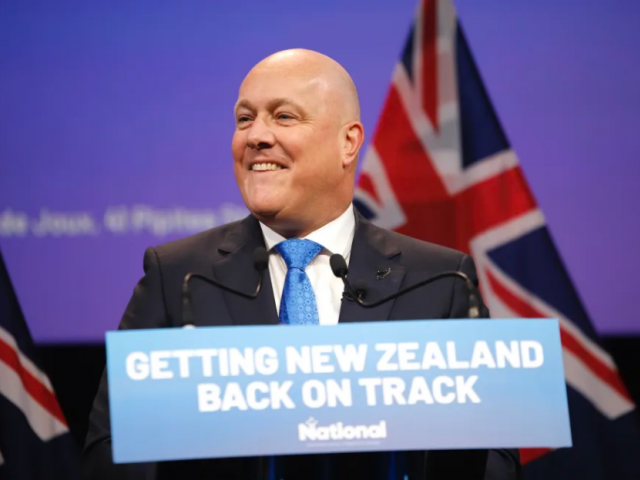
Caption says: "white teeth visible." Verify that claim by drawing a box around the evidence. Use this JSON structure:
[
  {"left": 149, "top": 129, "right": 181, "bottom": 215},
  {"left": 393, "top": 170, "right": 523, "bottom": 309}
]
[{"left": 251, "top": 163, "right": 283, "bottom": 171}]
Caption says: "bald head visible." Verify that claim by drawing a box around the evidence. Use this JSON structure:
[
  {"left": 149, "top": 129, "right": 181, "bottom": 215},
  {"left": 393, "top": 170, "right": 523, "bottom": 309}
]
[
  {"left": 232, "top": 49, "right": 365, "bottom": 238},
  {"left": 244, "top": 49, "right": 360, "bottom": 123}
]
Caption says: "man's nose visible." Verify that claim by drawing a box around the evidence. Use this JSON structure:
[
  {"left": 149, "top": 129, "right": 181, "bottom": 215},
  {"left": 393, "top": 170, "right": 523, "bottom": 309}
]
[{"left": 246, "top": 119, "right": 276, "bottom": 150}]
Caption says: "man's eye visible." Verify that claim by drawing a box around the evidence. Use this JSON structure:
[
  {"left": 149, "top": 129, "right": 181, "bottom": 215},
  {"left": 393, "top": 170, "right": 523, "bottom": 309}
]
[
  {"left": 237, "top": 116, "right": 251, "bottom": 124},
  {"left": 277, "top": 113, "right": 294, "bottom": 120}
]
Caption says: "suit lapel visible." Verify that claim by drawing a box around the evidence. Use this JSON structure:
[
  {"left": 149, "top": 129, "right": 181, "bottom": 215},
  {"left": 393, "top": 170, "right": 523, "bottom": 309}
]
[
  {"left": 338, "top": 212, "right": 406, "bottom": 323},
  {"left": 213, "top": 215, "right": 279, "bottom": 326}
]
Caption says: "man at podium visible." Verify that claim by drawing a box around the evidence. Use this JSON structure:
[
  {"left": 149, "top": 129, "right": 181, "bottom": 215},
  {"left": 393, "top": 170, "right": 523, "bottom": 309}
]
[{"left": 82, "top": 49, "right": 520, "bottom": 479}]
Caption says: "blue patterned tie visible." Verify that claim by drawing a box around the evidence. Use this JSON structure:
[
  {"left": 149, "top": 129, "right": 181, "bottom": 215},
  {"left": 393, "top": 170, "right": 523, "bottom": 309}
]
[{"left": 274, "top": 239, "right": 323, "bottom": 325}]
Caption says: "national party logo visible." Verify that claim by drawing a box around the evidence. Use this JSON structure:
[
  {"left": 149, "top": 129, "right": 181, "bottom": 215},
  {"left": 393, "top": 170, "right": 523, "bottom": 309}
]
[{"left": 298, "top": 417, "right": 387, "bottom": 442}]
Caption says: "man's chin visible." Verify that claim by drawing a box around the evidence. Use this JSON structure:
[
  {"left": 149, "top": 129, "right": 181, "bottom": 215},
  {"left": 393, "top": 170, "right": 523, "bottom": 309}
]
[{"left": 248, "top": 204, "right": 282, "bottom": 221}]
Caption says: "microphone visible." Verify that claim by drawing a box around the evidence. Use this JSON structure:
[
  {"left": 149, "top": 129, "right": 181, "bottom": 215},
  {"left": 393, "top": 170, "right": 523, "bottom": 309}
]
[
  {"left": 181, "top": 247, "right": 269, "bottom": 327},
  {"left": 329, "top": 254, "right": 481, "bottom": 319}
]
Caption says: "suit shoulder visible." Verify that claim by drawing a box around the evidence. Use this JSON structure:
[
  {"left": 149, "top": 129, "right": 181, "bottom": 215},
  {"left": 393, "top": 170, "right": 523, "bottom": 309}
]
[{"left": 150, "top": 219, "right": 243, "bottom": 263}]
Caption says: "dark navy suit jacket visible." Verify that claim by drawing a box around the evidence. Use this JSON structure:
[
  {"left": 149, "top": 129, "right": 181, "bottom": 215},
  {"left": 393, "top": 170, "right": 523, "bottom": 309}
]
[{"left": 82, "top": 211, "right": 521, "bottom": 480}]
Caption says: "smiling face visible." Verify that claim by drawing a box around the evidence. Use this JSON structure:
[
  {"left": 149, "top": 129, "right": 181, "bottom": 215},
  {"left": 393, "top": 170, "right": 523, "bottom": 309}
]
[{"left": 232, "top": 50, "right": 364, "bottom": 237}]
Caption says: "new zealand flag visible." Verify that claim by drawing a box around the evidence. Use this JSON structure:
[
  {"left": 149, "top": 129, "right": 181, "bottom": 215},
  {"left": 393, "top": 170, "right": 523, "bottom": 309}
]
[
  {"left": 0, "top": 248, "right": 79, "bottom": 479},
  {"left": 354, "top": 0, "right": 640, "bottom": 478}
]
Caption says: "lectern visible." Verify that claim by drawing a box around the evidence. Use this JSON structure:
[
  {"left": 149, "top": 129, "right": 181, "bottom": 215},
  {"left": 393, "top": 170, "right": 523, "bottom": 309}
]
[{"left": 106, "top": 319, "right": 571, "bottom": 479}]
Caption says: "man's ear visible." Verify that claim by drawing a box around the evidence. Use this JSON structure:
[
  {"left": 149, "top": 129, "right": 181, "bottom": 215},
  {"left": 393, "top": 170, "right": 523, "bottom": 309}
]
[{"left": 342, "top": 122, "right": 365, "bottom": 168}]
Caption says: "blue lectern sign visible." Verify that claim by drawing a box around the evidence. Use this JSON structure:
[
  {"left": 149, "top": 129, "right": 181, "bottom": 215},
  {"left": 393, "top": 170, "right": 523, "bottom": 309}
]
[{"left": 106, "top": 319, "right": 572, "bottom": 463}]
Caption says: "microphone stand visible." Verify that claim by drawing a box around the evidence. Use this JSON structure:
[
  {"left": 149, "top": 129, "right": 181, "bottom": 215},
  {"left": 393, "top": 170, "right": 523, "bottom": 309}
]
[
  {"left": 330, "top": 254, "right": 482, "bottom": 319},
  {"left": 181, "top": 247, "right": 268, "bottom": 327}
]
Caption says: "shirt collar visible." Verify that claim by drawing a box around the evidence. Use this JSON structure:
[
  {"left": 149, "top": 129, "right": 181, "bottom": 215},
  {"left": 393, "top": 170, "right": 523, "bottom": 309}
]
[{"left": 259, "top": 204, "right": 355, "bottom": 259}]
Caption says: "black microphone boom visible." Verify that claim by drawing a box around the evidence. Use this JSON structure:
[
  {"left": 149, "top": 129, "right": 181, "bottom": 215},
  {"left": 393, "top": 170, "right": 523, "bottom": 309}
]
[
  {"left": 329, "top": 254, "right": 481, "bottom": 319},
  {"left": 181, "top": 247, "right": 269, "bottom": 327}
]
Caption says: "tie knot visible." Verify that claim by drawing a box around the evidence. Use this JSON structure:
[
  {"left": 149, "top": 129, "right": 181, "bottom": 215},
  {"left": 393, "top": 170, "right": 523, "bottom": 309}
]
[{"left": 274, "top": 239, "right": 323, "bottom": 271}]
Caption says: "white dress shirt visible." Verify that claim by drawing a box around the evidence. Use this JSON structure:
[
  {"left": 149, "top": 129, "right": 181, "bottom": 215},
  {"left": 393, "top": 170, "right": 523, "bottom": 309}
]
[{"left": 259, "top": 205, "right": 356, "bottom": 325}]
